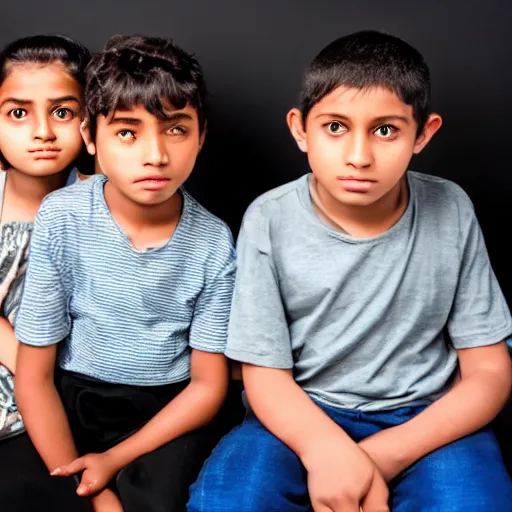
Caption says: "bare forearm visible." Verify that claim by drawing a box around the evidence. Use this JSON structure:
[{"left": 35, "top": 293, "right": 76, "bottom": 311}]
[
  {"left": 0, "top": 317, "right": 18, "bottom": 373},
  {"left": 243, "top": 365, "right": 355, "bottom": 467},
  {"left": 107, "top": 379, "right": 226, "bottom": 469},
  {"left": 362, "top": 365, "right": 511, "bottom": 479},
  {"left": 15, "top": 379, "right": 78, "bottom": 471}
]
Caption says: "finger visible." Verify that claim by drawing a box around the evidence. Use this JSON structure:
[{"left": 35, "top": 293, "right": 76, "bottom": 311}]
[
  {"left": 51, "top": 457, "right": 86, "bottom": 477},
  {"left": 361, "top": 479, "right": 390, "bottom": 512},
  {"left": 76, "top": 470, "right": 100, "bottom": 496}
]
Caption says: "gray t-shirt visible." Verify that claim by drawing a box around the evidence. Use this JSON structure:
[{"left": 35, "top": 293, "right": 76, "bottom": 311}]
[{"left": 225, "top": 171, "right": 512, "bottom": 411}]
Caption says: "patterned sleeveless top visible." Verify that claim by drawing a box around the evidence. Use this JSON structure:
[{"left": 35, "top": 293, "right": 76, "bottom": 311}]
[{"left": 0, "top": 171, "right": 31, "bottom": 439}]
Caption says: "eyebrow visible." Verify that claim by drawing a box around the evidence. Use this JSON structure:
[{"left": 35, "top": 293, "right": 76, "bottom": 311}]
[
  {"left": 0, "top": 95, "right": 80, "bottom": 109},
  {"left": 108, "top": 112, "right": 194, "bottom": 126},
  {"left": 317, "top": 113, "right": 410, "bottom": 124}
]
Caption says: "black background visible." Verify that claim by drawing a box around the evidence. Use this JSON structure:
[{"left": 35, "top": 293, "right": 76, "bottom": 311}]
[{"left": 2, "top": 0, "right": 511, "bottom": 299}]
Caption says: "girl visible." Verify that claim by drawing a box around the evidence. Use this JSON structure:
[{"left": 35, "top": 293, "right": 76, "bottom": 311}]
[{"left": 0, "top": 34, "right": 93, "bottom": 511}]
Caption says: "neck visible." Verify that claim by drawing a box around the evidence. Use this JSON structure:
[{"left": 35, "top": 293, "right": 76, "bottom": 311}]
[
  {"left": 104, "top": 181, "right": 182, "bottom": 228},
  {"left": 7, "top": 168, "right": 68, "bottom": 204},
  {"left": 313, "top": 175, "right": 408, "bottom": 237}
]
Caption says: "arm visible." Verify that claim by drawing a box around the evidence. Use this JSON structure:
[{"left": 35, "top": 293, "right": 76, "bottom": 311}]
[
  {"left": 55, "top": 350, "right": 228, "bottom": 495},
  {"left": 0, "top": 317, "right": 18, "bottom": 373},
  {"left": 15, "top": 343, "right": 78, "bottom": 468},
  {"left": 360, "top": 341, "right": 511, "bottom": 481},
  {"left": 13, "top": 207, "right": 122, "bottom": 512},
  {"left": 244, "top": 364, "right": 389, "bottom": 512},
  {"left": 361, "top": 199, "right": 512, "bottom": 481},
  {"left": 110, "top": 350, "right": 228, "bottom": 463}
]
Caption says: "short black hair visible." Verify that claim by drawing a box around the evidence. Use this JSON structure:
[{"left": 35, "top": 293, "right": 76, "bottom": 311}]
[
  {"left": 300, "top": 30, "right": 431, "bottom": 135},
  {"left": 0, "top": 34, "right": 91, "bottom": 171},
  {"left": 86, "top": 35, "right": 208, "bottom": 138}
]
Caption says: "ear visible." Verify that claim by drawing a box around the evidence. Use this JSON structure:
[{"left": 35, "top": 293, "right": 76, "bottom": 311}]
[
  {"left": 80, "top": 119, "right": 96, "bottom": 156},
  {"left": 286, "top": 108, "right": 308, "bottom": 153},
  {"left": 413, "top": 113, "right": 443, "bottom": 154}
]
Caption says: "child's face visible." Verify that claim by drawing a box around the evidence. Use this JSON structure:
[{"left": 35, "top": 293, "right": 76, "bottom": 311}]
[
  {"left": 0, "top": 62, "right": 83, "bottom": 174},
  {"left": 288, "top": 86, "right": 441, "bottom": 208},
  {"left": 87, "top": 103, "right": 203, "bottom": 206}
]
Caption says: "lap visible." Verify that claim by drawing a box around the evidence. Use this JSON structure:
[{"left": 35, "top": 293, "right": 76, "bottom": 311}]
[
  {"left": 188, "top": 414, "right": 309, "bottom": 512},
  {"left": 391, "top": 427, "right": 512, "bottom": 512},
  {"left": 118, "top": 426, "right": 215, "bottom": 512}
]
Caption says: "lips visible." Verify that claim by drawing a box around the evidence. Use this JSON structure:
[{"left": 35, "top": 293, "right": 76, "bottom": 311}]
[
  {"left": 134, "top": 176, "right": 170, "bottom": 183},
  {"left": 29, "top": 148, "right": 60, "bottom": 153},
  {"left": 337, "top": 176, "right": 376, "bottom": 193},
  {"left": 29, "top": 148, "right": 61, "bottom": 160}
]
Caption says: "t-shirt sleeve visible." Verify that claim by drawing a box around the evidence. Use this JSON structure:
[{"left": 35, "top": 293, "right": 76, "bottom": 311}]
[
  {"left": 225, "top": 204, "right": 293, "bottom": 369},
  {"left": 14, "top": 207, "right": 71, "bottom": 346},
  {"left": 188, "top": 228, "right": 236, "bottom": 353},
  {"left": 447, "top": 203, "right": 512, "bottom": 349}
]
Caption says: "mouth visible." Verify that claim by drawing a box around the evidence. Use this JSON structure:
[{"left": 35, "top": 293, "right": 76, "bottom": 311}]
[
  {"left": 134, "top": 176, "right": 171, "bottom": 190},
  {"left": 134, "top": 176, "right": 171, "bottom": 183},
  {"left": 29, "top": 148, "right": 61, "bottom": 160},
  {"left": 336, "top": 176, "right": 376, "bottom": 193}
]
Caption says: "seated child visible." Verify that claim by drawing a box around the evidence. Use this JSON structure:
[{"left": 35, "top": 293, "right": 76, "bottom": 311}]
[
  {"left": 0, "top": 34, "right": 94, "bottom": 511},
  {"left": 188, "top": 30, "right": 512, "bottom": 512},
  {"left": 14, "top": 35, "right": 235, "bottom": 512}
]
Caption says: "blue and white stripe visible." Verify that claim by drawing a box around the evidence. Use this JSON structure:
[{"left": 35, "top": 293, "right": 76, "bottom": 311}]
[{"left": 15, "top": 175, "right": 236, "bottom": 386}]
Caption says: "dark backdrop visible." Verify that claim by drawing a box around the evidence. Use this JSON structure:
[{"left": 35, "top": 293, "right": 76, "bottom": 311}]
[{"left": 2, "top": 0, "right": 511, "bottom": 299}]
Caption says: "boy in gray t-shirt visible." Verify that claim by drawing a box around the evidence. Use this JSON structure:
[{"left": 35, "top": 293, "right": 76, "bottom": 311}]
[{"left": 189, "top": 31, "right": 512, "bottom": 512}]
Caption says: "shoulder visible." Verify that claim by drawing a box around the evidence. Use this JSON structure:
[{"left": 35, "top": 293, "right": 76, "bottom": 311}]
[
  {"left": 38, "top": 174, "right": 103, "bottom": 224},
  {"left": 240, "top": 175, "right": 307, "bottom": 239},
  {"left": 181, "top": 190, "right": 235, "bottom": 267},
  {"left": 409, "top": 171, "right": 476, "bottom": 222}
]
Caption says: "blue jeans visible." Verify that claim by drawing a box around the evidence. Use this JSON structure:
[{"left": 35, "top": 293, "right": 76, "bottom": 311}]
[{"left": 188, "top": 402, "right": 512, "bottom": 511}]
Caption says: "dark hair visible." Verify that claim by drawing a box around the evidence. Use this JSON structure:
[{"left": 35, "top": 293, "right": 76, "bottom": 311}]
[
  {"left": 0, "top": 34, "right": 90, "bottom": 88},
  {"left": 300, "top": 30, "right": 431, "bottom": 135},
  {"left": 86, "top": 35, "right": 208, "bottom": 138},
  {"left": 0, "top": 34, "right": 92, "bottom": 171}
]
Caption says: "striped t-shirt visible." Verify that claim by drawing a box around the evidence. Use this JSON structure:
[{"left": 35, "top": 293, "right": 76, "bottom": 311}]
[{"left": 15, "top": 175, "right": 236, "bottom": 386}]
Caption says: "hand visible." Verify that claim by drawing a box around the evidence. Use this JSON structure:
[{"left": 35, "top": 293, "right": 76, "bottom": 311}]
[
  {"left": 360, "top": 430, "right": 409, "bottom": 482},
  {"left": 51, "top": 451, "right": 121, "bottom": 496},
  {"left": 90, "top": 488, "right": 124, "bottom": 512},
  {"left": 304, "top": 435, "right": 390, "bottom": 512}
]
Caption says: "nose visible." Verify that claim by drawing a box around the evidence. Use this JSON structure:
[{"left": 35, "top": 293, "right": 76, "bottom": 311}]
[
  {"left": 33, "top": 112, "right": 56, "bottom": 142},
  {"left": 143, "top": 134, "right": 169, "bottom": 167},
  {"left": 344, "top": 130, "right": 373, "bottom": 169}
]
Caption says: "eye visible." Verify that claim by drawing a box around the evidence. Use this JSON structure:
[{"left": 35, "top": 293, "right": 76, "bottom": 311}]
[
  {"left": 118, "top": 130, "right": 135, "bottom": 141},
  {"left": 169, "top": 126, "right": 187, "bottom": 136},
  {"left": 326, "top": 121, "right": 346, "bottom": 135},
  {"left": 374, "top": 125, "right": 397, "bottom": 139},
  {"left": 9, "top": 108, "right": 27, "bottom": 119},
  {"left": 53, "top": 108, "right": 74, "bottom": 121}
]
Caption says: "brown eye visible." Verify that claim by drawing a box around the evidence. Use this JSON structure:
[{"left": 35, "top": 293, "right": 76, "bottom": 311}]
[
  {"left": 10, "top": 108, "right": 27, "bottom": 119},
  {"left": 54, "top": 108, "right": 73, "bottom": 120},
  {"left": 375, "top": 125, "right": 396, "bottom": 138},
  {"left": 327, "top": 121, "right": 345, "bottom": 135}
]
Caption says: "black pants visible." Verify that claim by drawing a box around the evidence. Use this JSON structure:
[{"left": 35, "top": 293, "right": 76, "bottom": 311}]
[
  {"left": 0, "top": 432, "right": 92, "bottom": 512},
  {"left": 55, "top": 370, "right": 244, "bottom": 512}
]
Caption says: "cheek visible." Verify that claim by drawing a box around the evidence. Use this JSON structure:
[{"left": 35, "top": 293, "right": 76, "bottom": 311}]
[
  {"left": 170, "top": 141, "right": 200, "bottom": 173},
  {"left": 374, "top": 141, "right": 413, "bottom": 174},
  {"left": 306, "top": 136, "right": 341, "bottom": 174}
]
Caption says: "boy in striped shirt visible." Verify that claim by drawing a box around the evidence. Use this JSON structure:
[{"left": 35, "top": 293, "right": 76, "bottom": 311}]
[{"left": 14, "top": 35, "right": 235, "bottom": 512}]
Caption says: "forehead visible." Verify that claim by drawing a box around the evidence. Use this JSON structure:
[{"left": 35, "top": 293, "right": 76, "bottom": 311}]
[
  {"left": 0, "top": 62, "right": 81, "bottom": 101},
  {"left": 311, "top": 85, "right": 414, "bottom": 119}
]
